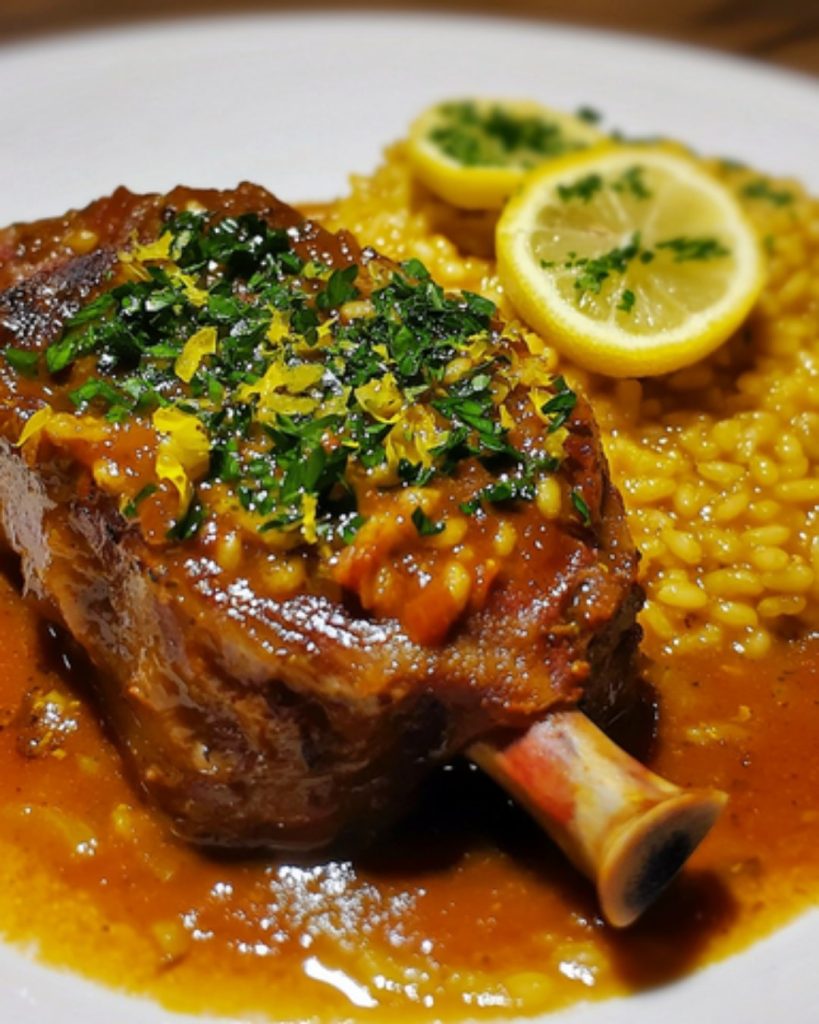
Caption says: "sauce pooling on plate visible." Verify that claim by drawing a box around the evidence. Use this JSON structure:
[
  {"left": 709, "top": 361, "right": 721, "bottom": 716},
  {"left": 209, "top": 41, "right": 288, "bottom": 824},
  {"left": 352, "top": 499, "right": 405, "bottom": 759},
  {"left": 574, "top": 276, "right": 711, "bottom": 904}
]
[
  {"left": 2, "top": 104, "right": 819, "bottom": 1019},
  {"left": 0, "top": 557, "right": 818, "bottom": 1021}
]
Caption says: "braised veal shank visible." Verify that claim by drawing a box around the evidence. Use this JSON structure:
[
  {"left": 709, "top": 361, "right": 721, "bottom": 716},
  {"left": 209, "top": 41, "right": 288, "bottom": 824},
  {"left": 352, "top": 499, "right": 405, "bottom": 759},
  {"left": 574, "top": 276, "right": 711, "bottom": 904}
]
[{"left": 0, "top": 184, "right": 645, "bottom": 858}]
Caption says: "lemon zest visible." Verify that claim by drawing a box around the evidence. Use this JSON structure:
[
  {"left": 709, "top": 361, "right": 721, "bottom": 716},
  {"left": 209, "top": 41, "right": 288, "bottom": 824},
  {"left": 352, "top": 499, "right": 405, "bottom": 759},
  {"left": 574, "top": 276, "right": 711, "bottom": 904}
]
[
  {"left": 316, "top": 319, "right": 335, "bottom": 344},
  {"left": 491, "top": 378, "right": 511, "bottom": 406},
  {"left": 385, "top": 406, "right": 449, "bottom": 471},
  {"left": 523, "top": 331, "right": 547, "bottom": 356},
  {"left": 167, "top": 267, "right": 208, "bottom": 308},
  {"left": 266, "top": 311, "right": 290, "bottom": 346},
  {"left": 263, "top": 394, "right": 318, "bottom": 418},
  {"left": 18, "top": 406, "right": 115, "bottom": 450},
  {"left": 545, "top": 428, "right": 569, "bottom": 461},
  {"left": 354, "top": 373, "right": 404, "bottom": 423},
  {"left": 300, "top": 493, "right": 319, "bottom": 545},
  {"left": 443, "top": 357, "right": 472, "bottom": 384},
  {"left": 284, "top": 363, "right": 325, "bottom": 391},
  {"left": 175, "top": 326, "right": 218, "bottom": 384},
  {"left": 515, "top": 355, "right": 556, "bottom": 390},
  {"left": 16, "top": 406, "right": 54, "bottom": 447},
  {"left": 320, "top": 387, "right": 352, "bottom": 418},
  {"left": 152, "top": 408, "right": 210, "bottom": 513},
  {"left": 465, "top": 335, "right": 491, "bottom": 361},
  {"left": 120, "top": 262, "right": 151, "bottom": 283},
  {"left": 237, "top": 360, "right": 324, "bottom": 422},
  {"left": 239, "top": 362, "right": 324, "bottom": 401},
  {"left": 130, "top": 232, "right": 174, "bottom": 264},
  {"left": 291, "top": 317, "right": 336, "bottom": 355}
]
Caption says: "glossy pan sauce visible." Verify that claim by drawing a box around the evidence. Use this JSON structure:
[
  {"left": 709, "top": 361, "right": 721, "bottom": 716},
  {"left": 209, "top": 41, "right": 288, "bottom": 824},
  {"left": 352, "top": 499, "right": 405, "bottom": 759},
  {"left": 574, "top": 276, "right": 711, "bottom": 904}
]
[
  {"left": 0, "top": 554, "right": 818, "bottom": 1020},
  {"left": 2, "top": 147, "right": 819, "bottom": 1018}
]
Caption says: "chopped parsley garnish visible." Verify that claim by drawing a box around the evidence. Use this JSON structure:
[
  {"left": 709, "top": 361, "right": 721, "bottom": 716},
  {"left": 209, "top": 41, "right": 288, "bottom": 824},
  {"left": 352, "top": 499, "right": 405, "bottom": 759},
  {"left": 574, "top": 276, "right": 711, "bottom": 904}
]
[
  {"left": 540, "top": 375, "right": 577, "bottom": 433},
  {"left": 558, "top": 174, "right": 603, "bottom": 203},
  {"left": 121, "top": 483, "right": 159, "bottom": 519},
  {"left": 337, "top": 513, "right": 367, "bottom": 545},
  {"left": 655, "top": 236, "right": 729, "bottom": 262},
  {"left": 555, "top": 228, "right": 729, "bottom": 307},
  {"left": 460, "top": 475, "right": 533, "bottom": 515},
  {"left": 558, "top": 166, "right": 649, "bottom": 205},
  {"left": 18, "top": 210, "right": 573, "bottom": 547},
  {"left": 411, "top": 507, "right": 446, "bottom": 537},
  {"left": 166, "top": 495, "right": 206, "bottom": 542},
  {"left": 569, "top": 233, "right": 642, "bottom": 298},
  {"left": 69, "top": 378, "right": 127, "bottom": 411},
  {"left": 431, "top": 101, "right": 590, "bottom": 169},
  {"left": 45, "top": 330, "right": 99, "bottom": 374},
  {"left": 316, "top": 265, "right": 359, "bottom": 311},
  {"left": 571, "top": 489, "right": 592, "bottom": 526},
  {"left": 576, "top": 106, "right": 602, "bottom": 125},
  {"left": 460, "top": 453, "right": 559, "bottom": 516},
  {"left": 719, "top": 157, "right": 747, "bottom": 172},
  {"left": 741, "top": 179, "right": 794, "bottom": 207},
  {"left": 3, "top": 348, "right": 39, "bottom": 377},
  {"left": 612, "top": 166, "right": 652, "bottom": 200},
  {"left": 66, "top": 292, "right": 116, "bottom": 327}
]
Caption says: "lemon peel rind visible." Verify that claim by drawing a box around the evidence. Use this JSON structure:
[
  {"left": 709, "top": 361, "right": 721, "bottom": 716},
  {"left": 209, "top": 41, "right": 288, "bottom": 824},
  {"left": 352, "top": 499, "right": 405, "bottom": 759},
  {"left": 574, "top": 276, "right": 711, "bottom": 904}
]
[{"left": 498, "top": 250, "right": 763, "bottom": 378}]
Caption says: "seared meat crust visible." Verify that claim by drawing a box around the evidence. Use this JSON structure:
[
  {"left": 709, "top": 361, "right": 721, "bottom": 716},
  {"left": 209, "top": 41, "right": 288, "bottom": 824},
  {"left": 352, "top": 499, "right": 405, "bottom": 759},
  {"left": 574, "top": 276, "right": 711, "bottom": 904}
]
[{"left": 0, "top": 185, "right": 641, "bottom": 850}]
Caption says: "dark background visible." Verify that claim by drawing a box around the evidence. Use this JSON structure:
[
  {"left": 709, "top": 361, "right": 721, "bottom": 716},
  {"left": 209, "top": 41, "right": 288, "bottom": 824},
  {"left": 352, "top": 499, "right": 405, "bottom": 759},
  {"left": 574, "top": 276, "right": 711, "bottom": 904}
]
[{"left": 1, "top": 0, "right": 818, "bottom": 75}]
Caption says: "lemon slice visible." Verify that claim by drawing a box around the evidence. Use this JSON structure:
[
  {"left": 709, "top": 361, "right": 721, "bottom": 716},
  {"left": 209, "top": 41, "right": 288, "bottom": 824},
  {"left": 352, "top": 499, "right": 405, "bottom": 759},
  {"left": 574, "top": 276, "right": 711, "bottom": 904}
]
[
  {"left": 496, "top": 145, "right": 766, "bottom": 377},
  {"left": 408, "top": 98, "right": 605, "bottom": 210}
]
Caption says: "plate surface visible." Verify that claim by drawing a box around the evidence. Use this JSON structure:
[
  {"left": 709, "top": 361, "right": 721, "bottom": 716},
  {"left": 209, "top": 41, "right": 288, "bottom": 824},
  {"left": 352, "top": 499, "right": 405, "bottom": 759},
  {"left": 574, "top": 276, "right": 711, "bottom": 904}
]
[{"left": 1, "top": 12, "right": 818, "bottom": 1024}]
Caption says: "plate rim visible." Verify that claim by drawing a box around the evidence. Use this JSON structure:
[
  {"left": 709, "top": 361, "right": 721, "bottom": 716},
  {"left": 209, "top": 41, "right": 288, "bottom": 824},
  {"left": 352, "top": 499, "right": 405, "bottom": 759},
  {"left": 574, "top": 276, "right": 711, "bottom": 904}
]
[{"left": 1, "top": 11, "right": 818, "bottom": 1023}]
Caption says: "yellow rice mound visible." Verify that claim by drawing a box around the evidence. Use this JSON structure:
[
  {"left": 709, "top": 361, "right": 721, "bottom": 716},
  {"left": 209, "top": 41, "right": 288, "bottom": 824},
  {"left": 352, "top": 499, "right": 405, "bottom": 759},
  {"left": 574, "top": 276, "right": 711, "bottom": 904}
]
[{"left": 314, "top": 141, "right": 819, "bottom": 660}]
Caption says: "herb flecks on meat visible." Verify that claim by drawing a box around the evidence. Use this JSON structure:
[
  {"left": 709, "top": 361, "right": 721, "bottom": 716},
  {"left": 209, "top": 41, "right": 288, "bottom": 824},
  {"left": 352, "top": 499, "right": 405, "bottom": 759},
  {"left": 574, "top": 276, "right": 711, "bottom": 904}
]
[
  {"left": 11, "top": 210, "right": 578, "bottom": 548},
  {"left": 0, "top": 182, "right": 642, "bottom": 847}
]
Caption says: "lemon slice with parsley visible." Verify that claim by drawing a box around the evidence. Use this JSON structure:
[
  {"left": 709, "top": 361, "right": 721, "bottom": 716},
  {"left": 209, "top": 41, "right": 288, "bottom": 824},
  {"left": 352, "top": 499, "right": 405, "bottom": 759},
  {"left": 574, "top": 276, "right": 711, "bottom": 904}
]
[
  {"left": 496, "top": 145, "right": 766, "bottom": 377},
  {"left": 408, "top": 98, "right": 605, "bottom": 210}
]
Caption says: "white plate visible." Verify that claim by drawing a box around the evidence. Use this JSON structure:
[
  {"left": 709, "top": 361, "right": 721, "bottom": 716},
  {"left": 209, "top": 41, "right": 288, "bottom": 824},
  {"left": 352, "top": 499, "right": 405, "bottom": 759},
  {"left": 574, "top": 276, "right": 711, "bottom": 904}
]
[{"left": 1, "top": 13, "right": 818, "bottom": 1024}]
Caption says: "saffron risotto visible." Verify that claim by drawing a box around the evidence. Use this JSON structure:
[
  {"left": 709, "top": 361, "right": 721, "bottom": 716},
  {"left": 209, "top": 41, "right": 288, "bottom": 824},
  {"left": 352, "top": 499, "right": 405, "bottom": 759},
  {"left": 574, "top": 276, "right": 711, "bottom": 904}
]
[{"left": 312, "top": 141, "right": 819, "bottom": 659}]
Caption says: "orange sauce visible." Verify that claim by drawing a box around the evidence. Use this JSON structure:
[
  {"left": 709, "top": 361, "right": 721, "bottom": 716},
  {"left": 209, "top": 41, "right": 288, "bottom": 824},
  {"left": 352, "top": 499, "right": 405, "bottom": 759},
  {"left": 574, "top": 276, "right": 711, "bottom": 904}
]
[{"left": 0, "top": 552, "right": 818, "bottom": 1019}]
